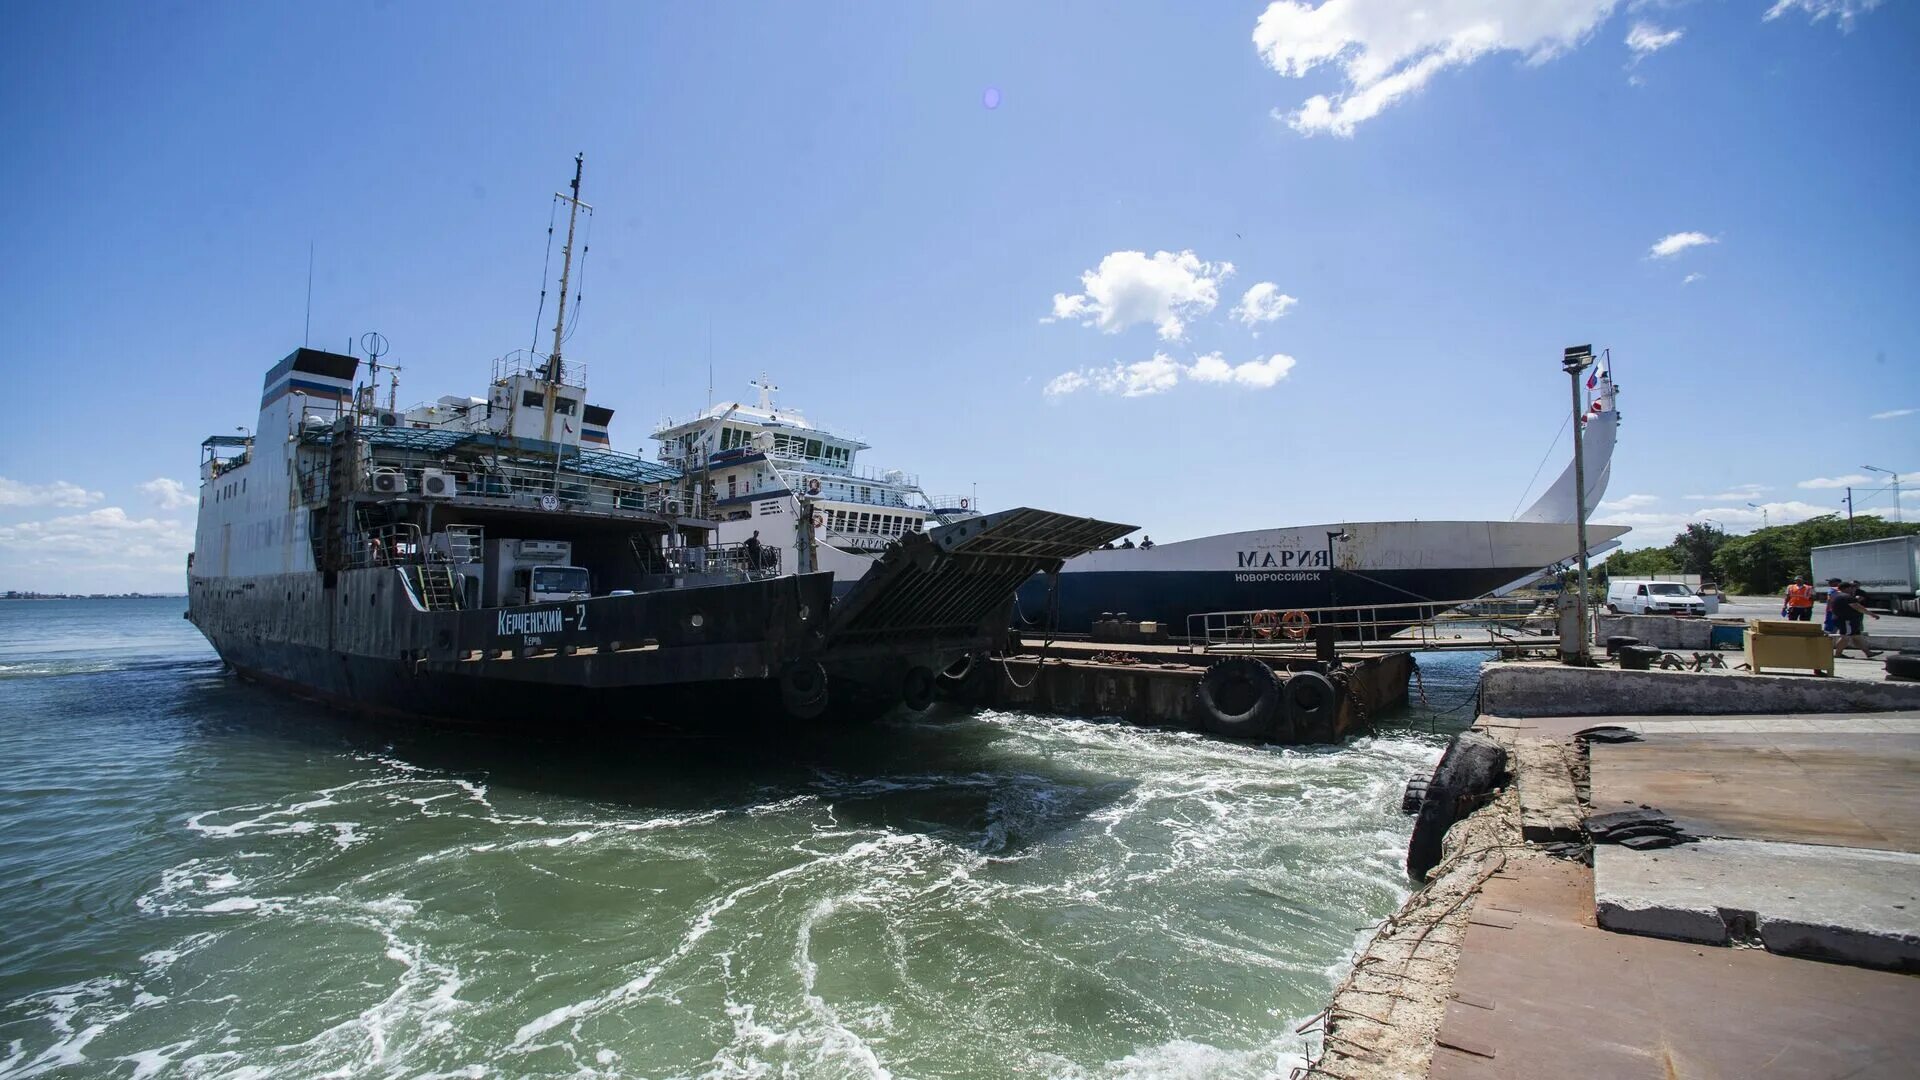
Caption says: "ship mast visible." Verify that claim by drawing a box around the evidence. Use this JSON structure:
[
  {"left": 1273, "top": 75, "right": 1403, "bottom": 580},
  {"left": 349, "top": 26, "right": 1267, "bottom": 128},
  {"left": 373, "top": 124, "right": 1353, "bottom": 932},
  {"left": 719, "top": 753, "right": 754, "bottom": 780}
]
[{"left": 547, "top": 153, "right": 588, "bottom": 386}]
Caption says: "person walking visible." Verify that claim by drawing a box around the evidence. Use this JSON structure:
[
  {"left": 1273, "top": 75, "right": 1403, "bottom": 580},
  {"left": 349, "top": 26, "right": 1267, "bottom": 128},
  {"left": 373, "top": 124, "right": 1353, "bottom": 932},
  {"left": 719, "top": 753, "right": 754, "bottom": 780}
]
[
  {"left": 1822, "top": 577, "right": 1845, "bottom": 634},
  {"left": 1782, "top": 577, "right": 1816, "bottom": 622},
  {"left": 743, "top": 530, "right": 763, "bottom": 575},
  {"left": 1831, "top": 582, "right": 1882, "bottom": 658}
]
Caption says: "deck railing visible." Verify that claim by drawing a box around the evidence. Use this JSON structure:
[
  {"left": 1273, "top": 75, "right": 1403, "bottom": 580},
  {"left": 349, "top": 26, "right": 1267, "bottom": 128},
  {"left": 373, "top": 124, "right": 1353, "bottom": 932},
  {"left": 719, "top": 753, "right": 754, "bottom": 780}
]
[{"left": 1184, "top": 597, "right": 1561, "bottom": 654}]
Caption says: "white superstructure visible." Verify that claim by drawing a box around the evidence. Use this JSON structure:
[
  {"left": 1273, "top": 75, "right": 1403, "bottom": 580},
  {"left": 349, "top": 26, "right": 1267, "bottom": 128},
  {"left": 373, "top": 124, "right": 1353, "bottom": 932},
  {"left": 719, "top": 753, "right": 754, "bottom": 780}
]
[{"left": 652, "top": 380, "right": 978, "bottom": 588}]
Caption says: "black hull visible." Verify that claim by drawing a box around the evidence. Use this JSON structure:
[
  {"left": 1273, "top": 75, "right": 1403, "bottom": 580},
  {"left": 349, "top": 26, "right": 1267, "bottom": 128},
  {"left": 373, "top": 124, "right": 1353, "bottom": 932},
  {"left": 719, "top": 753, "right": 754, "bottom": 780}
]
[
  {"left": 1021, "top": 566, "right": 1540, "bottom": 635},
  {"left": 190, "top": 567, "right": 835, "bottom": 728}
]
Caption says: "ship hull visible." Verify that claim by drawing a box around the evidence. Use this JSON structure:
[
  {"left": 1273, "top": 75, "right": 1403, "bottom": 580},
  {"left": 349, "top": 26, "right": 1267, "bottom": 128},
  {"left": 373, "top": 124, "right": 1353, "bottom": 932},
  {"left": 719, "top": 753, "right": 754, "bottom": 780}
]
[
  {"left": 189, "top": 566, "right": 836, "bottom": 729},
  {"left": 1019, "top": 519, "right": 1632, "bottom": 634}
]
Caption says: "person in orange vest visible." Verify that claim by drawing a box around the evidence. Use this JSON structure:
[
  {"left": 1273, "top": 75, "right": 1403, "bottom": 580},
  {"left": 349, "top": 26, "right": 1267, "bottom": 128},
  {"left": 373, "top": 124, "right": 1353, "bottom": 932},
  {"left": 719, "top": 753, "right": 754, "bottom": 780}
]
[{"left": 1782, "top": 577, "right": 1816, "bottom": 622}]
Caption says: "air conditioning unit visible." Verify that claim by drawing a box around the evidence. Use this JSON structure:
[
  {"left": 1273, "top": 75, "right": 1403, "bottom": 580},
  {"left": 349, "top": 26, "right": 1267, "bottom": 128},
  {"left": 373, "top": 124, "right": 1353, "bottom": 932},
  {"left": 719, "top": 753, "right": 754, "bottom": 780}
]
[
  {"left": 375, "top": 410, "right": 401, "bottom": 428},
  {"left": 371, "top": 468, "right": 407, "bottom": 495},
  {"left": 419, "top": 468, "right": 457, "bottom": 499}
]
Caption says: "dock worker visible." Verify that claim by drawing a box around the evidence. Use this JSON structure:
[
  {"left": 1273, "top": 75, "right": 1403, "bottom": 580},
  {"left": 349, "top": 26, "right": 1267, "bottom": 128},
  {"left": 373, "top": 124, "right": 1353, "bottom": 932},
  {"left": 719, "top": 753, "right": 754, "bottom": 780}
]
[
  {"left": 1822, "top": 577, "right": 1845, "bottom": 634},
  {"left": 1139, "top": 535, "right": 1155, "bottom": 550},
  {"left": 1831, "top": 582, "right": 1882, "bottom": 659},
  {"left": 1119, "top": 537, "right": 1135, "bottom": 549},
  {"left": 744, "top": 530, "right": 762, "bottom": 574},
  {"left": 1782, "top": 577, "right": 1815, "bottom": 621}
]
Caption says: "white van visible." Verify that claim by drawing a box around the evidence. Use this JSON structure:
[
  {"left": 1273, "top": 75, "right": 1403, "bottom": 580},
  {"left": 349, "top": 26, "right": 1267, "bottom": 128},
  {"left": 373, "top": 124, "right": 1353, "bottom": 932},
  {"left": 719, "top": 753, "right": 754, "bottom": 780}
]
[{"left": 1606, "top": 578, "right": 1707, "bottom": 616}]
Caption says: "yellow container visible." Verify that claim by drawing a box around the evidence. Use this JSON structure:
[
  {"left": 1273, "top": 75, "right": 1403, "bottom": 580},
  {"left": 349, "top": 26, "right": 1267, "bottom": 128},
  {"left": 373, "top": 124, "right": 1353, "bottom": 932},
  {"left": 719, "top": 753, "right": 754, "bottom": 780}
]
[{"left": 1745, "top": 626, "right": 1834, "bottom": 676}]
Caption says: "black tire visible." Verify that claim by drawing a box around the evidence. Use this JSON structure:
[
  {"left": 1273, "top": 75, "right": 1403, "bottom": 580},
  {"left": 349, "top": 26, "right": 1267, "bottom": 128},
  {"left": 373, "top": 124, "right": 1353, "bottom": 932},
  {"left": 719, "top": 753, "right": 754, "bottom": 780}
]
[
  {"left": 1195, "top": 656, "right": 1280, "bottom": 739},
  {"left": 1406, "top": 731, "right": 1508, "bottom": 882},
  {"left": 1400, "top": 777, "right": 1428, "bottom": 815},
  {"left": 1886, "top": 652, "right": 1920, "bottom": 682},
  {"left": 779, "top": 660, "right": 829, "bottom": 720},
  {"left": 1604, "top": 635, "right": 1640, "bottom": 658},
  {"left": 1285, "top": 671, "right": 1339, "bottom": 743},
  {"left": 901, "top": 666, "right": 937, "bottom": 711}
]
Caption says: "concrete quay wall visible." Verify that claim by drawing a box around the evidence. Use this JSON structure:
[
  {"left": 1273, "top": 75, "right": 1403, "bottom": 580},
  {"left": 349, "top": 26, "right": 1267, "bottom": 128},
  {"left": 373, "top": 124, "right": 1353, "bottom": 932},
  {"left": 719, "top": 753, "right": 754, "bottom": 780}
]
[{"left": 1480, "top": 662, "right": 1920, "bottom": 718}]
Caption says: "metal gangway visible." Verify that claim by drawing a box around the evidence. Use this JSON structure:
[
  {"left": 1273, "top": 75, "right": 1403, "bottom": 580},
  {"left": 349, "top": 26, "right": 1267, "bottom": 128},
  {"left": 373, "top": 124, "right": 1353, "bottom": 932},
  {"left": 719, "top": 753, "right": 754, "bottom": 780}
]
[{"left": 1183, "top": 596, "right": 1565, "bottom": 656}]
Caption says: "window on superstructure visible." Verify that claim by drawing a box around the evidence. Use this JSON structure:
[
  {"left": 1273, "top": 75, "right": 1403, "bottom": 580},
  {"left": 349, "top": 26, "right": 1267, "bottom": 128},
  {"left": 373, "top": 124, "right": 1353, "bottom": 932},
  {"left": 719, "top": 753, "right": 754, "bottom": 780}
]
[
  {"left": 805, "top": 439, "right": 822, "bottom": 459},
  {"left": 521, "top": 390, "right": 544, "bottom": 408},
  {"left": 554, "top": 398, "right": 577, "bottom": 416}
]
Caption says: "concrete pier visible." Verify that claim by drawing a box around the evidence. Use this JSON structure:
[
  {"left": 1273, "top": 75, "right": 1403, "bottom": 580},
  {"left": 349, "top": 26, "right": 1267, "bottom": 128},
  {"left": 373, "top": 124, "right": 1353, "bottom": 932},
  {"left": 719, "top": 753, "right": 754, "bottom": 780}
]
[
  {"left": 940, "top": 640, "right": 1413, "bottom": 744},
  {"left": 1306, "top": 705, "right": 1920, "bottom": 1078}
]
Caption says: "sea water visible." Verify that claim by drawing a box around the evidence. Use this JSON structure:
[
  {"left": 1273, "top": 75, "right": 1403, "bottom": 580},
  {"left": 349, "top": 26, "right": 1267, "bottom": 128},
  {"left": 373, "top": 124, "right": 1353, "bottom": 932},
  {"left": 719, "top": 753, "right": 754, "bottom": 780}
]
[{"left": 0, "top": 598, "right": 1481, "bottom": 1078}]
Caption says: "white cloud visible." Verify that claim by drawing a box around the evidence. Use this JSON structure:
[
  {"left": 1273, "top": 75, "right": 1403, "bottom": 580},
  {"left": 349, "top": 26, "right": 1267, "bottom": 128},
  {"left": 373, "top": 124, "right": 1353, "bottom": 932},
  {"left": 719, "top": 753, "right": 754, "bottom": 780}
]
[
  {"left": 1764, "top": 0, "right": 1882, "bottom": 28},
  {"left": 1649, "top": 231, "right": 1716, "bottom": 258},
  {"left": 1230, "top": 282, "right": 1299, "bottom": 328},
  {"left": 1685, "top": 483, "right": 1769, "bottom": 500},
  {"left": 1252, "top": 0, "right": 1618, "bottom": 137},
  {"left": 139, "top": 477, "right": 196, "bottom": 510},
  {"left": 1046, "top": 351, "right": 1300, "bottom": 398},
  {"left": 1601, "top": 500, "right": 1832, "bottom": 537},
  {"left": 1047, "top": 250, "right": 1234, "bottom": 341},
  {"left": 1870, "top": 408, "right": 1914, "bottom": 421},
  {"left": 0, "top": 477, "right": 105, "bottom": 509},
  {"left": 0, "top": 507, "right": 194, "bottom": 593},
  {"left": 1625, "top": 21, "right": 1683, "bottom": 55},
  {"left": 1187, "top": 351, "right": 1300, "bottom": 389},
  {"left": 1798, "top": 473, "right": 1873, "bottom": 490},
  {"left": 1045, "top": 354, "right": 1185, "bottom": 398},
  {"left": 1682, "top": 272, "right": 1703, "bottom": 284},
  {"left": 1598, "top": 493, "right": 1661, "bottom": 511}
]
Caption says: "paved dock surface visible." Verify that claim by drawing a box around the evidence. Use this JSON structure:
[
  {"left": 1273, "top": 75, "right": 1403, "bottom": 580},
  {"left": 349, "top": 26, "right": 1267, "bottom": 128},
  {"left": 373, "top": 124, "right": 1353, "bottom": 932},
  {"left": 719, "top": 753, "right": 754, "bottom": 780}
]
[
  {"left": 1423, "top": 712, "right": 1920, "bottom": 1078},
  {"left": 1429, "top": 855, "right": 1920, "bottom": 1080}
]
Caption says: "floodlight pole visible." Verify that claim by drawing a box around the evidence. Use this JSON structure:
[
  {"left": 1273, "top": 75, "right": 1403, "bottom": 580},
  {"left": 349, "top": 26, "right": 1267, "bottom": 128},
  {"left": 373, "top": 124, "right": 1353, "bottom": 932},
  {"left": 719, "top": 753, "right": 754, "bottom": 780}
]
[{"left": 1563, "top": 345, "right": 1595, "bottom": 665}]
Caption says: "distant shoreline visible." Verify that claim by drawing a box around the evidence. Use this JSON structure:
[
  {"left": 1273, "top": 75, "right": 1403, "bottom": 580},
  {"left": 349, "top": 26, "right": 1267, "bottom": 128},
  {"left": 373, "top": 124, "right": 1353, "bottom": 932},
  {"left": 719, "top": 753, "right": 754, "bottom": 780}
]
[{"left": 1, "top": 594, "right": 186, "bottom": 601}]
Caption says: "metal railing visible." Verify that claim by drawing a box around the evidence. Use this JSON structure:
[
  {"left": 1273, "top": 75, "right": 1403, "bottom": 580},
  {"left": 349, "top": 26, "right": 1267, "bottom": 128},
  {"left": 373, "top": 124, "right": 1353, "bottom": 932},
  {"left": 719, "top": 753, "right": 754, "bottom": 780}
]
[
  {"left": 348, "top": 523, "right": 425, "bottom": 568},
  {"left": 633, "top": 541, "right": 783, "bottom": 584},
  {"left": 1185, "top": 597, "right": 1562, "bottom": 654},
  {"left": 361, "top": 459, "right": 709, "bottom": 520}
]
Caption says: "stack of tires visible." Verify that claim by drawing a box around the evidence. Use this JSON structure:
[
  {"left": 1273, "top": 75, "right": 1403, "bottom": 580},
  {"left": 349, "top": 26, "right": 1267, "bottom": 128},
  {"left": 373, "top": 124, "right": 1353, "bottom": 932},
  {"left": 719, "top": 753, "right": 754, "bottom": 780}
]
[
  {"left": 1404, "top": 730, "right": 1508, "bottom": 881},
  {"left": 1194, "top": 657, "right": 1339, "bottom": 743}
]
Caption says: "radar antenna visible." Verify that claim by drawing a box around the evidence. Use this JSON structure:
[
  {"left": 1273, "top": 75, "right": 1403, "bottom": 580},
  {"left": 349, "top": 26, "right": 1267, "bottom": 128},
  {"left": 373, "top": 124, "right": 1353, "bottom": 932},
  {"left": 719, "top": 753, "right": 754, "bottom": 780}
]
[{"left": 547, "top": 154, "right": 592, "bottom": 386}]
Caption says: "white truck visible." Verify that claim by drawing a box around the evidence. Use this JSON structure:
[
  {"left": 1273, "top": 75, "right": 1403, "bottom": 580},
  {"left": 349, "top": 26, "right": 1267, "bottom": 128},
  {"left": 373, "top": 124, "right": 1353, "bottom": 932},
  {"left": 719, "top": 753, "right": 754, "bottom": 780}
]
[
  {"left": 484, "top": 538, "right": 592, "bottom": 606},
  {"left": 1811, "top": 536, "right": 1920, "bottom": 614}
]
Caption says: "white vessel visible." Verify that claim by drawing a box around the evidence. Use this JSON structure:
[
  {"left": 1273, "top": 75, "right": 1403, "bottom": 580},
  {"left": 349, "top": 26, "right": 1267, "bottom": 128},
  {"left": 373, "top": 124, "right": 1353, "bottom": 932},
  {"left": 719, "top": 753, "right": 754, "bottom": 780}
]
[
  {"left": 648, "top": 370, "right": 1631, "bottom": 636},
  {"left": 653, "top": 380, "right": 981, "bottom": 595}
]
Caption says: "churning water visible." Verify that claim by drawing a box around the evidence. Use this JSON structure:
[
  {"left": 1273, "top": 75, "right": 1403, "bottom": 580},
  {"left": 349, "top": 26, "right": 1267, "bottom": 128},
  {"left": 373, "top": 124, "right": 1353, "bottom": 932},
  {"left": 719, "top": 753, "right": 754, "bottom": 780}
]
[{"left": 0, "top": 599, "right": 1481, "bottom": 1078}]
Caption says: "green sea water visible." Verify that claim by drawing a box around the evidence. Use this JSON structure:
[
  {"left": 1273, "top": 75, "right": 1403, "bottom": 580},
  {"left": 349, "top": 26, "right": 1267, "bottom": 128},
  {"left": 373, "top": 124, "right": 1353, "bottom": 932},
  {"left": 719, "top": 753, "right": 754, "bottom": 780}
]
[{"left": 0, "top": 598, "right": 1478, "bottom": 1078}]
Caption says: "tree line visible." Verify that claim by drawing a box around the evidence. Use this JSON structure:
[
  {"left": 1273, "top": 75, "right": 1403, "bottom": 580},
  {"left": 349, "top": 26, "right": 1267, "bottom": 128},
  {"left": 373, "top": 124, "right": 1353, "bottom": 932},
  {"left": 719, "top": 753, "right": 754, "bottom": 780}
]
[{"left": 1600, "top": 515, "right": 1920, "bottom": 593}]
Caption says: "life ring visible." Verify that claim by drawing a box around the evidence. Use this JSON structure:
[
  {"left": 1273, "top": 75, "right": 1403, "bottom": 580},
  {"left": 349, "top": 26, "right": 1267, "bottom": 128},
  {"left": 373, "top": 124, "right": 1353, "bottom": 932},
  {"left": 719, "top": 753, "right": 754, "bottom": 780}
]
[
  {"left": 1280, "top": 610, "right": 1311, "bottom": 641},
  {"left": 1195, "top": 656, "right": 1280, "bottom": 739},
  {"left": 805, "top": 477, "right": 821, "bottom": 495},
  {"left": 1249, "top": 609, "right": 1279, "bottom": 639},
  {"left": 368, "top": 538, "right": 387, "bottom": 566},
  {"left": 959, "top": 498, "right": 969, "bottom": 510},
  {"left": 812, "top": 512, "right": 826, "bottom": 529}
]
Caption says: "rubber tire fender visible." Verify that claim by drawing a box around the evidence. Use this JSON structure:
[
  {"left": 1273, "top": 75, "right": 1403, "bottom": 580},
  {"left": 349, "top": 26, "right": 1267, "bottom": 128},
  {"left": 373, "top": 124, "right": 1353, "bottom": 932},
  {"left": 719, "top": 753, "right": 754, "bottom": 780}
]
[
  {"left": 1284, "top": 670, "right": 1339, "bottom": 742},
  {"left": 1195, "top": 656, "right": 1281, "bottom": 739},
  {"left": 1886, "top": 652, "right": 1920, "bottom": 682},
  {"left": 900, "top": 666, "right": 937, "bottom": 711},
  {"left": 1406, "top": 731, "right": 1508, "bottom": 882},
  {"left": 779, "top": 660, "right": 830, "bottom": 720}
]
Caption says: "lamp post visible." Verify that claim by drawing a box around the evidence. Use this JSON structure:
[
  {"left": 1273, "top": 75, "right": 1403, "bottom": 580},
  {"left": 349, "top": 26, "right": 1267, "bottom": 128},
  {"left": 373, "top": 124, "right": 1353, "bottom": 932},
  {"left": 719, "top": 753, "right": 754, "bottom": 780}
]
[
  {"left": 1326, "top": 528, "right": 1351, "bottom": 642},
  {"left": 1562, "top": 345, "right": 1595, "bottom": 665},
  {"left": 1862, "top": 465, "right": 1903, "bottom": 523},
  {"left": 1747, "top": 502, "right": 1769, "bottom": 529}
]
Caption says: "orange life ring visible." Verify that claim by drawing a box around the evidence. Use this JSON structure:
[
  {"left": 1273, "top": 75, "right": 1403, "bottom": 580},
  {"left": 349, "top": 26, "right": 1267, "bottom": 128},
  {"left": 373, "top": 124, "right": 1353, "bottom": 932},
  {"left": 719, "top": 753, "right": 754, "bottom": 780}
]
[
  {"left": 1249, "top": 609, "right": 1279, "bottom": 639},
  {"left": 812, "top": 512, "right": 826, "bottom": 529},
  {"left": 1280, "top": 610, "right": 1311, "bottom": 641},
  {"left": 959, "top": 498, "right": 969, "bottom": 510},
  {"left": 805, "top": 477, "right": 822, "bottom": 495}
]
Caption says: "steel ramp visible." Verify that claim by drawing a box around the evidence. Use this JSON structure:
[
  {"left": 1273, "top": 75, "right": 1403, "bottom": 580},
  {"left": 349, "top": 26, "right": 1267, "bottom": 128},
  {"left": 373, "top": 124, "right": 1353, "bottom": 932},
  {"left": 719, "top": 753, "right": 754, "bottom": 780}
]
[{"left": 821, "top": 507, "right": 1132, "bottom": 653}]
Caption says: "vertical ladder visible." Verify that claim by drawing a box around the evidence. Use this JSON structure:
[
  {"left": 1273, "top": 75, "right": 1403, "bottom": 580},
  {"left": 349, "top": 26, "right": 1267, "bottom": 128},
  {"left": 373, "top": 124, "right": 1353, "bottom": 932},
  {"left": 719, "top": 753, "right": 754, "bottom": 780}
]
[{"left": 416, "top": 565, "right": 460, "bottom": 611}]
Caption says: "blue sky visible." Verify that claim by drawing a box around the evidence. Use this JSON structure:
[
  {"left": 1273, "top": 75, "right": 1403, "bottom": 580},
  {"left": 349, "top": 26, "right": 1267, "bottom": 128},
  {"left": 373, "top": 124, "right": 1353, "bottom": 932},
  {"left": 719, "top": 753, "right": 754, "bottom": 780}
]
[{"left": 1, "top": 1, "right": 1915, "bottom": 592}]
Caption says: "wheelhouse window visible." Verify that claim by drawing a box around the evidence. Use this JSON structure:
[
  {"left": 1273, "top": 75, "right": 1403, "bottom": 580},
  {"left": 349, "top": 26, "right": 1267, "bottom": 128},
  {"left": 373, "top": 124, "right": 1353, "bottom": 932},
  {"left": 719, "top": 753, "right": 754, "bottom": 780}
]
[{"left": 532, "top": 567, "right": 589, "bottom": 594}]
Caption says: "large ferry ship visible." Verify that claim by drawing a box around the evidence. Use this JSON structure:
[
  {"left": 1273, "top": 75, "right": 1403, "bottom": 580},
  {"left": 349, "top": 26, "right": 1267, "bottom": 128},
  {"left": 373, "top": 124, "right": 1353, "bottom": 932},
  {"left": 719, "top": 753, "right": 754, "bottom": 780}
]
[
  {"left": 649, "top": 372, "right": 1630, "bottom": 636},
  {"left": 185, "top": 159, "right": 1126, "bottom": 725}
]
